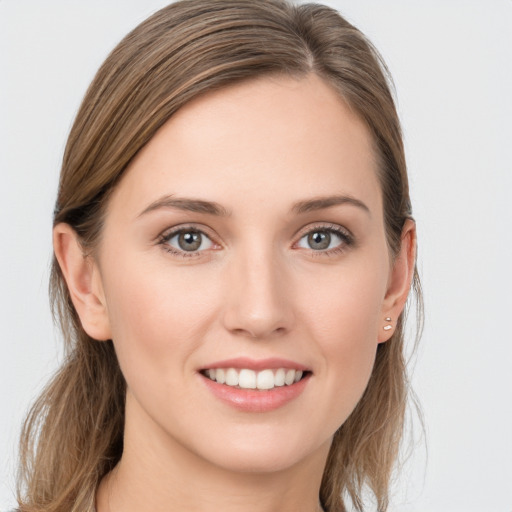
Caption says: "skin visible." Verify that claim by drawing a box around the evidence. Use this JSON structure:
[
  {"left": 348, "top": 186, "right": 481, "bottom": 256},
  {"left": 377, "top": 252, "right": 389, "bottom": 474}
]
[{"left": 54, "top": 74, "right": 415, "bottom": 512}]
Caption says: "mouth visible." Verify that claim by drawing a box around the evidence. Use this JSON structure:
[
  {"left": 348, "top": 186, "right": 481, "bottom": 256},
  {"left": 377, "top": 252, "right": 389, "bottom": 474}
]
[
  {"left": 200, "top": 367, "right": 310, "bottom": 391},
  {"left": 198, "top": 358, "right": 311, "bottom": 412}
]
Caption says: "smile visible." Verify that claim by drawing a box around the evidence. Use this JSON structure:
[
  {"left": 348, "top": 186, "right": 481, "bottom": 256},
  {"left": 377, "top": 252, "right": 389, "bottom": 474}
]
[{"left": 202, "top": 368, "right": 305, "bottom": 390}]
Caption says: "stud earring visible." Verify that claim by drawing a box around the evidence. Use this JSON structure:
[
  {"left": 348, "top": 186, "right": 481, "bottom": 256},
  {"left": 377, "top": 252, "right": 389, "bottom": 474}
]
[{"left": 383, "top": 317, "right": 392, "bottom": 331}]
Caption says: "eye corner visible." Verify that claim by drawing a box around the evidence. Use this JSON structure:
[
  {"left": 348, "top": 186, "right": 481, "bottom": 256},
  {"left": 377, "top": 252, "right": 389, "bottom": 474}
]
[
  {"left": 157, "top": 224, "right": 222, "bottom": 259},
  {"left": 293, "top": 223, "right": 355, "bottom": 255}
]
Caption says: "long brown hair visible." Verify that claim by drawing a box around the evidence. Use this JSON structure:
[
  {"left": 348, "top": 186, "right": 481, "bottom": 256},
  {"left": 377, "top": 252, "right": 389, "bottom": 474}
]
[{"left": 17, "top": 1, "right": 422, "bottom": 511}]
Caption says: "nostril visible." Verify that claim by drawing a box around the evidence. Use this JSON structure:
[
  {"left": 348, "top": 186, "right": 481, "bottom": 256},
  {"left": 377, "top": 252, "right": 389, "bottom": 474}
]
[{"left": 232, "top": 325, "right": 288, "bottom": 339}]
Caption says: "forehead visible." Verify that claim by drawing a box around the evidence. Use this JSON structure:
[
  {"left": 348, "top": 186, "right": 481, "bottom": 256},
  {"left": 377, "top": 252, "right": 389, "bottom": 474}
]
[{"left": 109, "top": 74, "right": 382, "bottom": 220}]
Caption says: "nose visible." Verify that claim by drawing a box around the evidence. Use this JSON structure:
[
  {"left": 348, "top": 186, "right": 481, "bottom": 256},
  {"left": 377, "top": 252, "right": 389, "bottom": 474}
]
[{"left": 222, "top": 246, "right": 295, "bottom": 339}]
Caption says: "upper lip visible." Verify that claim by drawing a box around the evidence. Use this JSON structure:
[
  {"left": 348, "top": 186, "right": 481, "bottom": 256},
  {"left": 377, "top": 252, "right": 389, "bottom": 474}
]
[{"left": 199, "top": 357, "right": 310, "bottom": 372}]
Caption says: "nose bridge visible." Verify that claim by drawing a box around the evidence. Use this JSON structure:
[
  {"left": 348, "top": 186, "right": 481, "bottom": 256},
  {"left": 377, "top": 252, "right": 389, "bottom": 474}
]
[{"left": 222, "top": 240, "right": 293, "bottom": 338}]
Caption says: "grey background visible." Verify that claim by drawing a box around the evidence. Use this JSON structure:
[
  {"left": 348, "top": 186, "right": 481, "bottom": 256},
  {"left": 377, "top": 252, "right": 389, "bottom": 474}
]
[{"left": 1, "top": 1, "right": 511, "bottom": 510}]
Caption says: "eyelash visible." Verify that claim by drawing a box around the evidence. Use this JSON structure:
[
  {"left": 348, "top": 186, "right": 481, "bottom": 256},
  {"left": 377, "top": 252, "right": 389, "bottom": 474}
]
[
  {"left": 157, "top": 223, "right": 354, "bottom": 259},
  {"left": 294, "top": 223, "right": 354, "bottom": 257},
  {"left": 157, "top": 224, "right": 217, "bottom": 259}
]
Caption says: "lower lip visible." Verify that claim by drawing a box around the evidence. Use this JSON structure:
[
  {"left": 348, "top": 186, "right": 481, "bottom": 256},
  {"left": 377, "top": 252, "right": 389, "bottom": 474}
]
[{"left": 200, "top": 373, "right": 310, "bottom": 412}]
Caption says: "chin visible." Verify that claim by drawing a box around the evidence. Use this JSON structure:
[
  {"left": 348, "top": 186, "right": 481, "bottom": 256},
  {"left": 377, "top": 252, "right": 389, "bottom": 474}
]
[
  {"left": 208, "top": 450, "right": 310, "bottom": 475},
  {"left": 187, "top": 424, "right": 331, "bottom": 475}
]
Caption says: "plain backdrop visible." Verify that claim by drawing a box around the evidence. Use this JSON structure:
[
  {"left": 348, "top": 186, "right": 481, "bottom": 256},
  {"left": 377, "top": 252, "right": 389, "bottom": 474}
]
[{"left": 1, "top": 1, "right": 511, "bottom": 511}]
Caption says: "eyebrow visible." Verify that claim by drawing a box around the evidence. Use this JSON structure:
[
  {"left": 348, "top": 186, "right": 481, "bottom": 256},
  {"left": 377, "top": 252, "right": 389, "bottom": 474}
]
[
  {"left": 291, "top": 195, "right": 371, "bottom": 216},
  {"left": 138, "top": 195, "right": 230, "bottom": 217},
  {"left": 138, "top": 193, "right": 370, "bottom": 218}
]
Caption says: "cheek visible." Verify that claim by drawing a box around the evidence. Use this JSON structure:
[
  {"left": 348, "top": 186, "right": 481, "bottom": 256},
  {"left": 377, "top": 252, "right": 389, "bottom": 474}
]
[
  {"left": 300, "top": 252, "right": 388, "bottom": 345},
  {"left": 101, "top": 252, "right": 221, "bottom": 382},
  {"left": 296, "top": 253, "right": 388, "bottom": 417}
]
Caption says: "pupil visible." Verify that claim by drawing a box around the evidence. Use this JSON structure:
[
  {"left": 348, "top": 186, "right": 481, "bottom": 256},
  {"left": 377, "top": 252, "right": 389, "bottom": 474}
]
[
  {"left": 178, "top": 231, "right": 201, "bottom": 251},
  {"left": 308, "top": 231, "right": 330, "bottom": 250}
]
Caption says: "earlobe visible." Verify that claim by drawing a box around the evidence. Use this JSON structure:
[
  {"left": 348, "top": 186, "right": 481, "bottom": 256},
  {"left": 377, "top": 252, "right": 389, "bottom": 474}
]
[
  {"left": 53, "top": 223, "right": 112, "bottom": 341},
  {"left": 378, "top": 219, "right": 417, "bottom": 343}
]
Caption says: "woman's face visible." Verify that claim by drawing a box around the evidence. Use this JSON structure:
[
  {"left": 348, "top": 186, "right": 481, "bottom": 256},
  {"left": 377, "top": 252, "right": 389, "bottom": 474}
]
[{"left": 91, "top": 74, "right": 405, "bottom": 473}]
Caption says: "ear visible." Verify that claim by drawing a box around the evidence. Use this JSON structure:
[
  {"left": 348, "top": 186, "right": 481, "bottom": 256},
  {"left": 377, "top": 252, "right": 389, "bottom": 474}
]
[
  {"left": 53, "top": 223, "right": 112, "bottom": 341},
  {"left": 378, "top": 219, "right": 417, "bottom": 343}
]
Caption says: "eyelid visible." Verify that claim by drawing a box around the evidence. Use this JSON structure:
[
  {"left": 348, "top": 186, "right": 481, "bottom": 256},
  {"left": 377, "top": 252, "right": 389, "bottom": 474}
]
[
  {"left": 293, "top": 222, "right": 353, "bottom": 242},
  {"left": 158, "top": 223, "right": 218, "bottom": 241},
  {"left": 292, "top": 222, "right": 354, "bottom": 252},
  {"left": 157, "top": 223, "right": 222, "bottom": 256}
]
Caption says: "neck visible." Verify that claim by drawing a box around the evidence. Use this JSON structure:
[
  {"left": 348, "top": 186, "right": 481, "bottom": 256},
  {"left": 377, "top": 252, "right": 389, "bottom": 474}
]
[{"left": 96, "top": 393, "right": 329, "bottom": 512}]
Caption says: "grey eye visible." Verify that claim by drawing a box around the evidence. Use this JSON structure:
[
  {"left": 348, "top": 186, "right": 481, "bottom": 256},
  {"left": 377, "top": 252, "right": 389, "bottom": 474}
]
[
  {"left": 168, "top": 230, "right": 213, "bottom": 252},
  {"left": 307, "top": 231, "right": 331, "bottom": 250},
  {"left": 297, "top": 230, "right": 344, "bottom": 251}
]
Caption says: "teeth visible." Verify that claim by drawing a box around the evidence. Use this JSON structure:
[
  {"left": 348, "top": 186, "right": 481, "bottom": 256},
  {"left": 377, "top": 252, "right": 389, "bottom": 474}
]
[
  {"left": 216, "top": 368, "right": 225, "bottom": 384},
  {"left": 274, "top": 368, "right": 285, "bottom": 386},
  {"left": 204, "top": 367, "right": 305, "bottom": 390},
  {"left": 256, "top": 369, "right": 274, "bottom": 390},
  {"left": 284, "top": 369, "right": 295, "bottom": 386},
  {"left": 225, "top": 368, "right": 239, "bottom": 387},
  {"left": 239, "top": 369, "right": 256, "bottom": 389}
]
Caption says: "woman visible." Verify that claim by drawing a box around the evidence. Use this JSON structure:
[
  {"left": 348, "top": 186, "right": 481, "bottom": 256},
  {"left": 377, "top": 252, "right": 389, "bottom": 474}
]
[{"left": 16, "top": 1, "right": 421, "bottom": 511}]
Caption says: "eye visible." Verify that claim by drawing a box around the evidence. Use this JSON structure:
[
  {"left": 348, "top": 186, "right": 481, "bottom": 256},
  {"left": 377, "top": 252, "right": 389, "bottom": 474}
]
[
  {"left": 163, "top": 229, "right": 214, "bottom": 254},
  {"left": 296, "top": 226, "right": 352, "bottom": 252}
]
